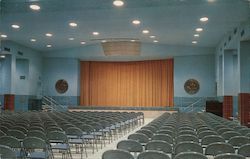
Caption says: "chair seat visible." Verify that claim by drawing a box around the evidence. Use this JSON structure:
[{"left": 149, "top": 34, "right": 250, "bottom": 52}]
[
  {"left": 82, "top": 134, "right": 95, "bottom": 139},
  {"left": 27, "top": 151, "right": 48, "bottom": 159},
  {"left": 68, "top": 138, "right": 83, "bottom": 144},
  {"left": 51, "top": 143, "right": 69, "bottom": 150}
]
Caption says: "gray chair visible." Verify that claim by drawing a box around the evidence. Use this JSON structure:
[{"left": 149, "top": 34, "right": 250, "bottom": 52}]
[
  {"left": 157, "top": 130, "right": 175, "bottom": 137},
  {"left": 221, "top": 131, "right": 241, "bottom": 140},
  {"left": 145, "top": 140, "right": 172, "bottom": 154},
  {"left": 117, "top": 139, "right": 143, "bottom": 156},
  {"left": 141, "top": 126, "right": 157, "bottom": 133},
  {"left": 152, "top": 134, "right": 173, "bottom": 145},
  {"left": 198, "top": 130, "right": 218, "bottom": 139},
  {"left": 102, "top": 149, "right": 134, "bottom": 159},
  {"left": 66, "top": 127, "right": 87, "bottom": 159},
  {"left": 238, "top": 128, "right": 250, "bottom": 136},
  {"left": 217, "top": 128, "right": 233, "bottom": 134},
  {"left": 228, "top": 136, "right": 250, "bottom": 148},
  {"left": 176, "top": 134, "right": 199, "bottom": 143},
  {"left": 128, "top": 133, "right": 149, "bottom": 145},
  {"left": 214, "top": 153, "right": 245, "bottom": 159},
  {"left": 23, "top": 137, "right": 49, "bottom": 159},
  {"left": 0, "top": 145, "right": 16, "bottom": 159},
  {"left": 201, "top": 135, "right": 225, "bottom": 147},
  {"left": 238, "top": 144, "right": 250, "bottom": 157},
  {"left": 7, "top": 130, "right": 26, "bottom": 141},
  {"left": 137, "top": 150, "right": 170, "bottom": 159},
  {"left": 205, "top": 142, "right": 235, "bottom": 156},
  {"left": 174, "top": 152, "right": 208, "bottom": 159},
  {"left": 0, "top": 130, "right": 6, "bottom": 137},
  {"left": 27, "top": 130, "right": 47, "bottom": 141},
  {"left": 175, "top": 141, "right": 203, "bottom": 155},
  {"left": 47, "top": 131, "right": 72, "bottom": 159},
  {"left": 178, "top": 130, "right": 196, "bottom": 136},
  {"left": 136, "top": 129, "right": 154, "bottom": 138},
  {"left": 0, "top": 136, "right": 23, "bottom": 158}
]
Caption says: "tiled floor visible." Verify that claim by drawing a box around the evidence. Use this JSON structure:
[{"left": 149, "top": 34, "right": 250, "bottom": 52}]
[{"left": 52, "top": 118, "right": 155, "bottom": 159}]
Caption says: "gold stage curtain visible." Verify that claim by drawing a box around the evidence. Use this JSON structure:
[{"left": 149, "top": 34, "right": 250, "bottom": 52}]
[{"left": 80, "top": 59, "right": 174, "bottom": 107}]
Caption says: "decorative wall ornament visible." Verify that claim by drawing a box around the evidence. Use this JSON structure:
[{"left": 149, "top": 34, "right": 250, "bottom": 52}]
[
  {"left": 55, "top": 79, "right": 68, "bottom": 94},
  {"left": 184, "top": 79, "right": 200, "bottom": 95}
]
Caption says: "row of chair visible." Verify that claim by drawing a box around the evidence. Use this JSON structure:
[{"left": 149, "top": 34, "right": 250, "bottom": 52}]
[
  {"left": 0, "top": 111, "right": 144, "bottom": 159},
  {"left": 102, "top": 112, "right": 250, "bottom": 159}
]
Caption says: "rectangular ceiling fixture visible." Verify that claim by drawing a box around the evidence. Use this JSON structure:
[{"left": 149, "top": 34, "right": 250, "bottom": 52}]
[{"left": 102, "top": 41, "right": 141, "bottom": 56}]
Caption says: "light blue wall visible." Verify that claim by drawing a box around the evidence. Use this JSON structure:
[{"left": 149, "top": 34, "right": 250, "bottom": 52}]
[
  {"left": 0, "top": 41, "right": 43, "bottom": 111},
  {"left": 174, "top": 54, "right": 216, "bottom": 97},
  {"left": 42, "top": 57, "right": 80, "bottom": 106},
  {"left": 239, "top": 40, "right": 250, "bottom": 93},
  {"left": 43, "top": 43, "right": 214, "bottom": 61},
  {"left": 215, "top": 23, "right": 250, "bottom": 116}
]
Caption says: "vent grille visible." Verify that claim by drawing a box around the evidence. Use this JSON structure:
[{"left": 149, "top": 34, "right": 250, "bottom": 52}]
[{"left": 102, "top": 41, "right": 141, "bottom": 56}]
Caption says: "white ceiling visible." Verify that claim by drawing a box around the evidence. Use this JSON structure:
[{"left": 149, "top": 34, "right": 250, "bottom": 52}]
[{"left": 0, "top": 0, "right": 249, "bottom": 52}]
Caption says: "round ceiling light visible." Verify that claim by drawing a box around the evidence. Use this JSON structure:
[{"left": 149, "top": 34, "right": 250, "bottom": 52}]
[
  {"left": 46, "top": 44, "right": 52, "bottom": 48},
  {"left": 113, "top": 0, "right": 124, "bottom": 7},
  {"left": 200, "top": 17, "right": 209, "bottom": 22},
  {"left": 92, "top": 32, "right": 99, "bottom": 36},
  {"left": 30, "top": 4, "right": 40, "bottom": 11},
  {"left": 132, "top": 20, "right": 141, "bottom": 25},
  {"left": 45, "top": 33, "right": 53, "bottom": 37},
  {"left": 81, "top": 41, "right": 86, "bottom": 45},
  {"left": 30, "top": 39, "right": 36, "bottom": 42},
  {"left": 142, "top": 30, "right": 150, "bottom": 34},
  {"left": 196, "top": 28, "right": 203, "bottom": 32},
  {"left": 11, "top": 24, "right": 20, "bottom": 29},
  {"left": 194, "top": 34, "right": 200, "bottom": 37},
  {"left": 192, "top": 41, "right": 198, "bottom": 44},
  {"left": 0, "top": 34, "right": 8, "bottom": 38},
  {"left": 69, "top": 22, "right": 77, "bottom": 27}
]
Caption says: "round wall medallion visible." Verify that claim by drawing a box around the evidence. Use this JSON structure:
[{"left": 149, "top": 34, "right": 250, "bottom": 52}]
[
  {"left": 184, "top": 79, "right": 200, "bottom": 95},
  {"left": 55, "top": 79, "right": 68, "bottom": 94}
]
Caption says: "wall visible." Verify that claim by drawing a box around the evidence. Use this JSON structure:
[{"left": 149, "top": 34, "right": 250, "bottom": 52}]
[
  {"left": 0, "top": 41, "right": 42, "bottom": 111},
  {"left": 174, "top": 54, "right": 216, "bottom": 111},
  {"left": 215, "top": 22, "right": 250, "bottom": 117},
  {"left": 42, "top": 57, "right": 80, "bottom": 106}
]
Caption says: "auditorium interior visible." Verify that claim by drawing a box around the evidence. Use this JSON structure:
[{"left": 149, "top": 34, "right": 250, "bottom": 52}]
[{"left": 0, "top": 0, "right": 250, "bottom": 159}]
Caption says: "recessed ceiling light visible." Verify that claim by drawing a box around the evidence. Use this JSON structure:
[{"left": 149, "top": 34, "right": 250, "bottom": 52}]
[
  {"left": 69, "top": 38, "right": 75, "bottom": 41},
  {"left": 46, "top": 44, "right": 52, "bottom": 48},
  {"left": 11, "top": 24, "right": 20, "bottom": 29},
  {"left": 0, "top": 34, "right": 7, "bottom": 38},
  {"left": 194, "top": 34, "right": 200, "bottom": 37},
  {"left": 92, "top": 32, "right": 99, "bottom": 36},
  {"left": 196, "top": 28, "right": 203, "bottom": 32},
  {"left": 29, "top": 4, "right": 40, "bottom": 11},
  {"left": 101, "top": 40, "right": 107, "bottom": 43},
  {"left": 153, "top": 40, "right": 159, "bottom": 43},
  {"left": 200, "top": 17, "right": 209, "bottom": 22},
  {"left": 142, "top": 30, "right": 150, "bottom": 34},
  {"left": 0, "top": 55, "right": 6, "bottom": 58},
  {"left": 207, "top": 0, "right": 216, "bottom": 2},
  {"left": 130, "top": 40, "right": 136, "bottom": 42},
  {"left": 132, "top": 20, "right": 141, "bottom": 25},
  {"left": 192, "top": 41, "right": 198, "bottom": 44},
  {"left": 80, "top": 41, "right": 86, "bottom": 45},
  {"left": 113, "top": 0, "right": 124, "bottom": 7},
  {"left": 69, "top": 22, "right": 77, "bottom": 27},
  {"left": 30, "top": 38, "right": 36, "bottom": 42},
  {"left": 45, "top": 33, "right": 53, "bottom": 37},
  {"left": 150, "top": 36, "right": 156, "bottom": 39}
]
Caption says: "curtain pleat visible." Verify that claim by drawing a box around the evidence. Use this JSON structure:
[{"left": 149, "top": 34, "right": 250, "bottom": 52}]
[{"left": 80, "top": 59, "right": 174, "bottom": 107}]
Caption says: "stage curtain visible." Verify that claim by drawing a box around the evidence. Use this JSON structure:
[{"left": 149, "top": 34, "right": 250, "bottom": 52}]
[{"left": 80, "top": 59, "right": 174, "bottom": 107}]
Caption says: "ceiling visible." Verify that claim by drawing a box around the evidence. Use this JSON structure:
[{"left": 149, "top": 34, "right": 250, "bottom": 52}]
[{"left": 0, "top": 0, "right": 249, "bottom": 52}]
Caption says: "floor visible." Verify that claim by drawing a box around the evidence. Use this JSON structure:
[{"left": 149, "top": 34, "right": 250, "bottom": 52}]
[{"left": 52, "top": 118, "right": 155, "bottom": 159}]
